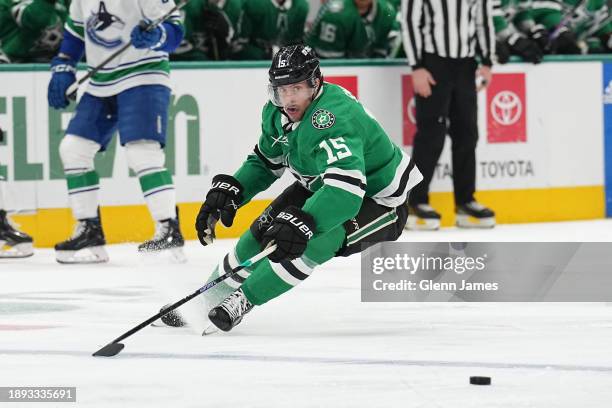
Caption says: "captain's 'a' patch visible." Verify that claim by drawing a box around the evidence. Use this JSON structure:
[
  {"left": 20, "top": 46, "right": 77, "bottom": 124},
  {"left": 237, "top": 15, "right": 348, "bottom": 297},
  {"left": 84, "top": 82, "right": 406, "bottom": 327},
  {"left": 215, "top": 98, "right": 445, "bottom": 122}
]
[{"left": 311, "top": 109, "right": 335, "bottom": 129}]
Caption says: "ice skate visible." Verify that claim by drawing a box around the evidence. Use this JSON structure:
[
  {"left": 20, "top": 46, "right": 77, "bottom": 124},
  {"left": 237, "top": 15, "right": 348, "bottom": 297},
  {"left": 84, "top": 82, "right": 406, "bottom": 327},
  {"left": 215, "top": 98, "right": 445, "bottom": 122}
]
[
  {"left": 0, "top": 210, "right": 33, "bottom": 258},
  {"left": 55, "top": 218, "right": 108, "bottom": 264},
  {"left": 208, "top": 288, "right": 254, "bottom": 332},
  {"left": 456, "top": 201, "right": 495, "bottom": 228},
  {"left": 138, "top": 218, "right": 186, "bottom": 263},
  {"left": 406, "top": 204, "right": 441, "bottom": 230}
]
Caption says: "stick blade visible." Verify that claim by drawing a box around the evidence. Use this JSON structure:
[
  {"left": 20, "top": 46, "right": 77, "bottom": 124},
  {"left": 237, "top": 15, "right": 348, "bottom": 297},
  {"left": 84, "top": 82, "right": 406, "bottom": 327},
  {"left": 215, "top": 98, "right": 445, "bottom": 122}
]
[{"left": 93, "top": 343, "right": 125, "bottom": 357}]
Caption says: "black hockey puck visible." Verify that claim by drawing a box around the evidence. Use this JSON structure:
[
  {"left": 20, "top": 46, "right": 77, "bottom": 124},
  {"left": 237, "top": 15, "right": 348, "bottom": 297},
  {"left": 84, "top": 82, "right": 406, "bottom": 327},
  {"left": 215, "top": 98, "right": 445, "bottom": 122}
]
[{"left": 469, "top": 376, "right": 491, "bottom": 385}]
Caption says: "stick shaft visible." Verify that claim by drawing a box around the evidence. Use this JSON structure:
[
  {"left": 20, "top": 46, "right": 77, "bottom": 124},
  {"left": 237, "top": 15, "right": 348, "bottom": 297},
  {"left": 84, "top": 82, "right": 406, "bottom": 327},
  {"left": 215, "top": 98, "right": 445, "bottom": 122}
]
[
  {"left": 548, "top": 0, "right": 587, "bottom": 44},
  {"left": 106, "top": 244, "right": 276, "bottom": 345}
]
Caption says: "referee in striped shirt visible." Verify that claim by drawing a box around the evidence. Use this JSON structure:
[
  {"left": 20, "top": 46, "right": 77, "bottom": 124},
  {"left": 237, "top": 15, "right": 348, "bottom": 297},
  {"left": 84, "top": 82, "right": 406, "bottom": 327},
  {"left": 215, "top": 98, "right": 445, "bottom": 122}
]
[{"left": 401, "top": 0, "right": 497, "bottom": 230}]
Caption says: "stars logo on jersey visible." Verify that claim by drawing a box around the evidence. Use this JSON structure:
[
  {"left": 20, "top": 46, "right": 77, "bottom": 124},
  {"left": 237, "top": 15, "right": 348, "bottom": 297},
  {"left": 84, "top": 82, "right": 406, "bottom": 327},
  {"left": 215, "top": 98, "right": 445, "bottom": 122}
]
[{"left": 311, "top": 109, "right": 335, "bottom": 130}]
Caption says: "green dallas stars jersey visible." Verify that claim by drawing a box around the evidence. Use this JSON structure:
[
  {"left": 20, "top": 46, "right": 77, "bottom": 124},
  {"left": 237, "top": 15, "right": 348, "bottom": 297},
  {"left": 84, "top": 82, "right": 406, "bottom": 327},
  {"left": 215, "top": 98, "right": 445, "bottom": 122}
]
[
  {"left": 234, "top": 83, "right": 423, "bottom": 235},
  {"left": 306, "top": 0, "right": 400, "bottom": 58},
  {"left": 530, "top": 0, "right": 611, "bottom": 52},
  {"left": 173, "top": 0, "right": 242, "bottom": 61},
  {"left": 492, "top": 0, "right": 535, "bottom": 36},
  {"left": 0, "top": 0, "right": 69, "bottom": 63},
  {"left": 566, "top": 0, "right": 611, "bottom": 51},
  {"left": 233, "top": 0, "right": 309, "bottom": 60}
]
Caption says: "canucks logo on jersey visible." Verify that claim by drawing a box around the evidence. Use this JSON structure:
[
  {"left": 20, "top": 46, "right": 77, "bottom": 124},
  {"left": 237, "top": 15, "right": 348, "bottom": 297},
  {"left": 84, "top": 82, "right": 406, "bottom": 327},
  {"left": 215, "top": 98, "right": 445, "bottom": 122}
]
[{"left": 86, "top": 1, "right": 125, "bottom": 48}]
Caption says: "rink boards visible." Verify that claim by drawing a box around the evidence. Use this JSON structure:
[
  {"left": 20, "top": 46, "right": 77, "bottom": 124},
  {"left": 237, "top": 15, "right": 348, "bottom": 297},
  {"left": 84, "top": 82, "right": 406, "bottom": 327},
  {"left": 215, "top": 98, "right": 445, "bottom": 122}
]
[{"left": 0, "top": 58, "right": 609, "bottom": 247}]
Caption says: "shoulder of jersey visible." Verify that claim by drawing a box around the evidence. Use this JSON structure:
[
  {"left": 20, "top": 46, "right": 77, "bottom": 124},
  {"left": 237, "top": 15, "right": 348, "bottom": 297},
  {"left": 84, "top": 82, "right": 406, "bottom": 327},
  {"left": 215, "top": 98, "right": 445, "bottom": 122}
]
[
  {"left": 380, "top": 0, "right": 396, "bottom": 15},
  {"left": 262, "top": 101, "right": 280, "bottom": 118}
]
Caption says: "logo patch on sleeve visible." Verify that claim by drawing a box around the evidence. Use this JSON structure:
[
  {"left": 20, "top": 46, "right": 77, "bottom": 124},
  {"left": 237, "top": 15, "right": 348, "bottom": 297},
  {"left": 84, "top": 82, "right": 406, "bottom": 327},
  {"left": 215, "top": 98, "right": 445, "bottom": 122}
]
[{"left": 311, "top": 109, "right": 336, "bottom": 129}]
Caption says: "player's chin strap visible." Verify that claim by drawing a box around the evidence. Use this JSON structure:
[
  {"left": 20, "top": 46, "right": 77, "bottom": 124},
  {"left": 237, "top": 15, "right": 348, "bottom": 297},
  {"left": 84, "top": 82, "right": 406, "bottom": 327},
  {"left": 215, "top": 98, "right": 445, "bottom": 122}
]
[{"left": 310, "top": 76, "right": 324, "bottom": 103}]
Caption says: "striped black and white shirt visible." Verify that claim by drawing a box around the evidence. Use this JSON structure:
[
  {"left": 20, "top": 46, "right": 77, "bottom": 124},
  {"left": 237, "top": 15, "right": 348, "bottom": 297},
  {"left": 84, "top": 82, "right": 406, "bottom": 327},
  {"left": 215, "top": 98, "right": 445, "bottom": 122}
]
[{"left": 401, "top": 0, "right": 495, "bottom": 68}]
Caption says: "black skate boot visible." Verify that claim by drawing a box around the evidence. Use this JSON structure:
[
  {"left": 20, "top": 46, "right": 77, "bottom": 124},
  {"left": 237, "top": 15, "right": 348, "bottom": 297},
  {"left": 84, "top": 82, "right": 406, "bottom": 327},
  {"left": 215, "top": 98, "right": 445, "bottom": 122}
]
[
  {"left": 406, "top": 203, "right": 441, "bottom": 231},
  {"left": 157, "top": 304, "right": 186, "bottom": 327},
  {"left": 208, "top": 288, "right": 254, "bottom": 332},
  {"left": 138, "top": 218, "right": 186, "bottom": 262},
  {"left": 456, "top": 201, "right": 496, "bottom": 228},
  {"left": 55, "top": 217, "right": 108, "bottom": 264},
  {"left": 0, "top": 210, "right": 33, "bottom": 258},
  {"left": 153, "top": 302, "right": 219, "bottom": 335}
]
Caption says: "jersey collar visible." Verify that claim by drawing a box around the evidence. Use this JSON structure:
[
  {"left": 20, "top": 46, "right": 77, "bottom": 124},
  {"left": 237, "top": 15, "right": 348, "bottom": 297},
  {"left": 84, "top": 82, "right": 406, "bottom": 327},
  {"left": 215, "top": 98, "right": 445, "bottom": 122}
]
[
  {"left": 210, "top": 0, "right": 228, "bottom": 8},
  {"left": 362, "top": 1, "right": 378, "bottom": 23},
  {"left": 270, "top": 0, "right": 293, "bottom": 10}
]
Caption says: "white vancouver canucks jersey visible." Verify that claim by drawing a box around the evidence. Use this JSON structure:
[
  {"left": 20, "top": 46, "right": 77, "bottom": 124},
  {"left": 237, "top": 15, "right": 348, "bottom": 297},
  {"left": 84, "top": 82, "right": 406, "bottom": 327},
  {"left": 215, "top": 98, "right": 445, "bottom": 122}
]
[{"left": 65, "top": 0, "right": 181, "bottom": 96}]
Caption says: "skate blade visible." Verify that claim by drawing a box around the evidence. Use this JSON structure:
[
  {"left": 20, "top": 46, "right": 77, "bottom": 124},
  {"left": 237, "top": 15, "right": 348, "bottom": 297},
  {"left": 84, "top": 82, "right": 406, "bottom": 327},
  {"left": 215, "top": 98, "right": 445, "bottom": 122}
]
[
  {"left": 405, "top": 215, "right": 440, "bottom": 231},
  {"left": 201, "top": 324, "right": 219, "bottom": 336},
  {"left": 150, "top": 320, "right": 187, "bottom": 328},
  {"left": 0, "top": 242, "right": 34, "bottom": 258},
  {"left": 456, "top": 215, "right": 496, "bottom": 229},
  {"left": 56, "top": 246, "right": 109, "bottom": 264}
]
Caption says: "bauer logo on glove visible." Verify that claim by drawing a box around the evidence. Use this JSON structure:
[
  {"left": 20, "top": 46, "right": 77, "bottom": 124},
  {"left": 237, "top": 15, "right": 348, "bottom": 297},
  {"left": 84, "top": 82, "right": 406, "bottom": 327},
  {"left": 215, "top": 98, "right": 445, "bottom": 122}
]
[
  {"left": 276, "top": 211, "right": 314, "bottom": 240},
  {"left": 261, "top": 206, "right": 317, "bottom": 262}
]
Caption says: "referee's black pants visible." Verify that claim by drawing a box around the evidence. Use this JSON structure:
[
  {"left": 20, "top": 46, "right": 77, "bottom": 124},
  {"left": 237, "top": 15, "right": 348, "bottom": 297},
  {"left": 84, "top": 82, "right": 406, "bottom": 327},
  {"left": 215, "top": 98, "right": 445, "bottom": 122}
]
[{"left": 408, "top": 53, "right": 479, "bottom": 207}]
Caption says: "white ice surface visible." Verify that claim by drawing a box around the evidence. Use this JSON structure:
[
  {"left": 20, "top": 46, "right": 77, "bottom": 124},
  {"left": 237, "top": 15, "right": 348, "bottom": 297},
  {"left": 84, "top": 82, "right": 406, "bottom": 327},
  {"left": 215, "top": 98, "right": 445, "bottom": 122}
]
[{"left": 2, "top": 219, "right": 612, "bottom": 407}]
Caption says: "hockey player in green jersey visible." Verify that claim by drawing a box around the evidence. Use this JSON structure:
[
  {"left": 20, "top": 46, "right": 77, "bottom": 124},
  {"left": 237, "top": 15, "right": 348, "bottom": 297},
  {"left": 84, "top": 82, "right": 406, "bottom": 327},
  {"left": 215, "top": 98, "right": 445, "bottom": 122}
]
[
  {"left": 232, "top": 0, "right": 309, "bottom": 60},
  {"left": 172, "top": 0, "right": 242, "bottom": 60},
  {"left": 0, "top": 0, "right": 69, "bottom": 63},
  {"left": 492, "top": 0, "right": 544, "bottom": 63},
  {"left": 306, "top": 0, "right": 401, "bottom": 58},
  {"left": 566, "top": 0, "right": 611, "bottom": 53},
  {"left": 161, "top": 45, "right": 423, "bottom": 332},
  {"left": 530, "top": 0, "right": 583, "bottom": 54}
]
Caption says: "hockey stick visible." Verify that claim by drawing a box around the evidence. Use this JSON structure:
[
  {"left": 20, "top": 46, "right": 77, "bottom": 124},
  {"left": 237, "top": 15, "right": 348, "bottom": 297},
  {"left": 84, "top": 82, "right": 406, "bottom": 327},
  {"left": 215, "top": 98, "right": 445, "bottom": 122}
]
[
  {"left": 546, "top": 0, "right": 587, "bottom": 50},
  {"left": 92, "top": 244, "right": 277, "bottom": 357},
  {"left": 66, "top": 0, "right": 188, "bottom": 101},
  {"left": 577, "top": 14, "right": 612, "bottom": 41}
]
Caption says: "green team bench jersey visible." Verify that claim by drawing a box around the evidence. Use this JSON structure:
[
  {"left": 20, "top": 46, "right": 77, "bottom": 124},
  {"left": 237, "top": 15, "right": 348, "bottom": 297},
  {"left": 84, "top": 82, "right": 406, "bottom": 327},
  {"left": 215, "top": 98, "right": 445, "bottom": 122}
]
[
  {"left": 531, "top": 0, "right": 611, "bottom": 51},
  {"left": 233, "top": 0, "right": 308, "bottom": 60},
  {"left": 0, "top": 0, "right": 68, "bottom": 63},
  {"left": 306, "top": 0, "right": 400, "bottom": 58},
  {"left": 172, "top": 0, "right": 242, "bottom": 61},
  {"left": 492, "top": 0, "right": 535, "bottom": 36},
  {"left": 234, "top": 83, "right": 423, "bottom": 235},
  {"left": 566, "top": 0, "right": 611, "bottom": 51}
]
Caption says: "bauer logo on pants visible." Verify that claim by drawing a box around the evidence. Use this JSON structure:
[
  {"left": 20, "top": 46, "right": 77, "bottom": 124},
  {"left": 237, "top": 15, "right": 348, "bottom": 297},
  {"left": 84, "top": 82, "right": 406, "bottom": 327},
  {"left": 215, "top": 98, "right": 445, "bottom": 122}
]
[{"left": 486, "top": 73, "right": 527, "bottom": 143}]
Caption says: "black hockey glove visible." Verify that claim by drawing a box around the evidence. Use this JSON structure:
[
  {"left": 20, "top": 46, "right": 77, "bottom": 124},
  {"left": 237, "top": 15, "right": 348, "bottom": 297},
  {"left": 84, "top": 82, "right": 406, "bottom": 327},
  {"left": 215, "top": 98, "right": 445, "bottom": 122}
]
[
  {"left": 261, "top": 206, "right": 316, "bottom": 263},
  {"left": 528, "top": 25, "right": 549, "bottom": 52},
  {"left": 495, "top": 39, "right": 511, "bottom": 64},
  {"left": 508, "top": 33, "right": 543, "bottom": 64},
  {"left": 551, "top": 28, "right": 582, "bottom": 54},
  {"left": 195, "top": 174, "right": 243, "bottom": 246}
]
